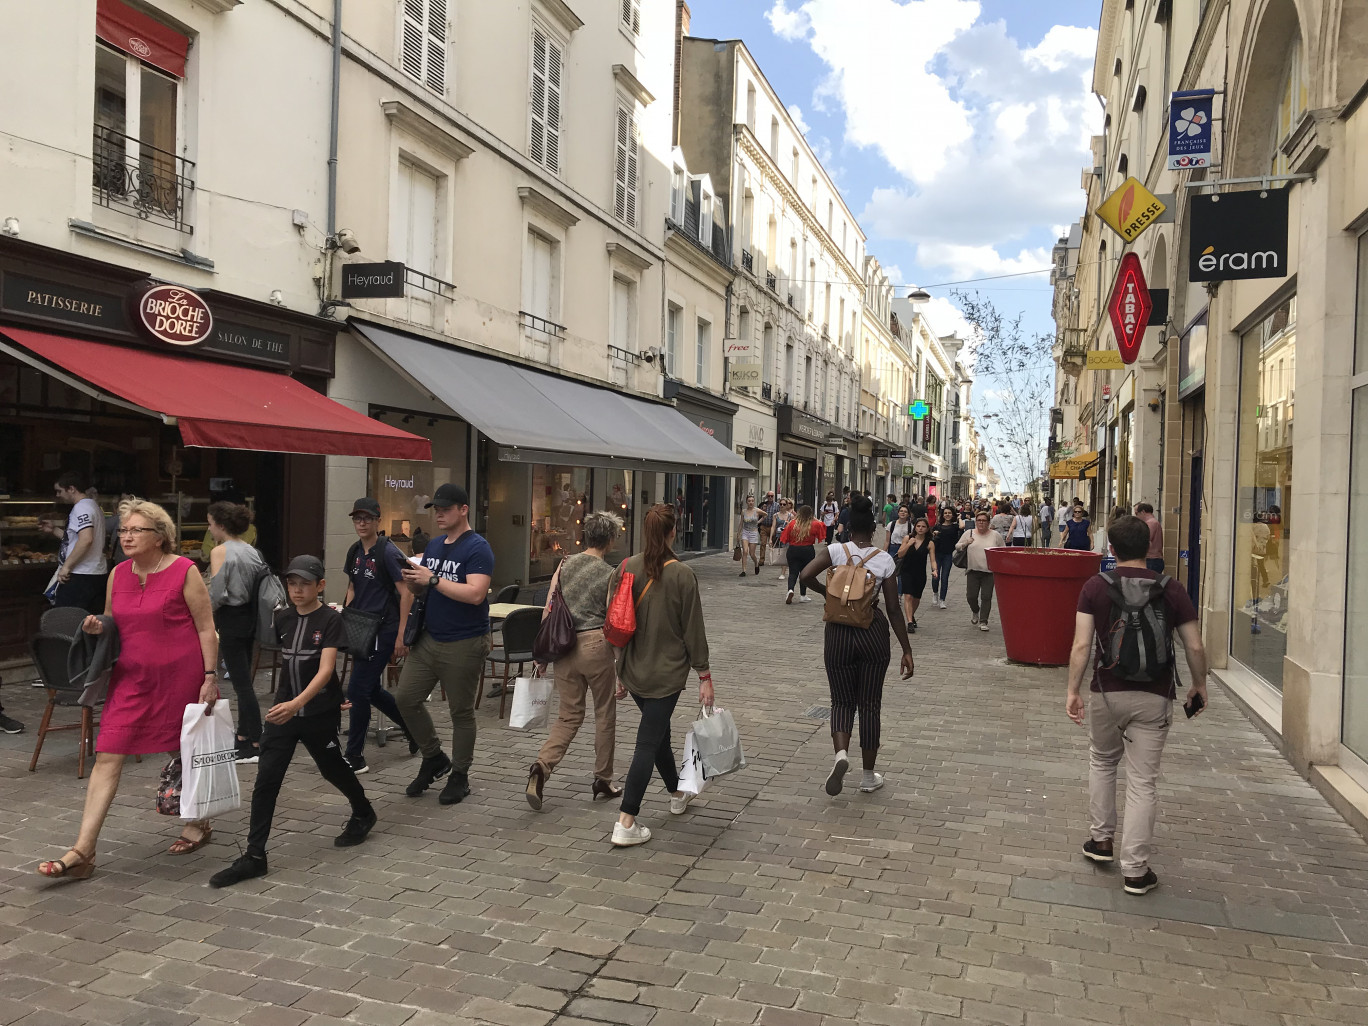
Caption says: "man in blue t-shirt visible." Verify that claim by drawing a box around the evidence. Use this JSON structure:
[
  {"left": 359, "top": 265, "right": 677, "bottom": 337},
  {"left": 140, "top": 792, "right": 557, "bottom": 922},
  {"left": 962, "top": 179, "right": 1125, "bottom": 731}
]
[{"left": 395, "top": 483, "right": 494, "bottom": 805}]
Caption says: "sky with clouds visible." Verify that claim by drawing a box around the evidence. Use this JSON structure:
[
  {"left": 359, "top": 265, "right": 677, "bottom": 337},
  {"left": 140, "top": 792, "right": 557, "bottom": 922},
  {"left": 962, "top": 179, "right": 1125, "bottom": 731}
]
[{"left": 684, "top": 0, "right": 1103, "bottom": 482}]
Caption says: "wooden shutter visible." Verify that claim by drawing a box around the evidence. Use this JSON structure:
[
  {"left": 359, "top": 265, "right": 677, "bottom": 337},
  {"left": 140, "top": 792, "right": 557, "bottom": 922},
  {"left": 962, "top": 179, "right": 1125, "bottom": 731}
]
[
  {"left": 425, "top": 0, "right": 446, "bottom": 93},
  {"left": 621, "top": 0, "right": 640, "bottom": 33},
  {"left": 614, "top": 106, "right": 638, "bottom": 227},
  {"left": 401, "top": 0, "right": 446, "bottom": 93},
  {"left": 530, "top": 27, "right": 562, "bottom": 174},
  {"left": 401, "top": 0, "right": 425, "bottom": 82}
]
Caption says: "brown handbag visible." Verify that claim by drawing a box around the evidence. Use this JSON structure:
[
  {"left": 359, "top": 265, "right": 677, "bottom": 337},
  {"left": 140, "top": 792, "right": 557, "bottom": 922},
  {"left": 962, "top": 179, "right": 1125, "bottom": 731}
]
[{"left": 532, "top": 575, "right": 576, "bottom": 663}]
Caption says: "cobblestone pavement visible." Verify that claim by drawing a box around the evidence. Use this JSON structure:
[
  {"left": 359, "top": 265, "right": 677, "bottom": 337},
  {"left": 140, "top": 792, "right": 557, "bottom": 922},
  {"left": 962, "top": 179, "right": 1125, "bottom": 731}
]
[{"left": 3, "top": 552, "right": 1368, "bottom": 1026}]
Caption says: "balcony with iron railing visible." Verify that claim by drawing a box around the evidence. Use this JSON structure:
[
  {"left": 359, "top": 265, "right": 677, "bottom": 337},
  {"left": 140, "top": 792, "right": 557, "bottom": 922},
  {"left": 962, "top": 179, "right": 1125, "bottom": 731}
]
[
  {"left": 766, "top": 271, "right": 777, "bottom": 292},
  {"left": 92, "top": 125, "right": 195, "bottom": 233},
  {"left": 761, "top": 381, "right": 773, "bottom": 400},
  {"left": 742, "top": 249, "right": 753, "bottom": 272}
]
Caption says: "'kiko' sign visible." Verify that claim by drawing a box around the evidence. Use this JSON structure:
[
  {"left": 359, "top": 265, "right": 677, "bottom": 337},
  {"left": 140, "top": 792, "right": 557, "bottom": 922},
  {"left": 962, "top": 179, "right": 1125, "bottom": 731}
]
[{"left": 1188, "top": 189, "right": 1289, "bottom": 282}]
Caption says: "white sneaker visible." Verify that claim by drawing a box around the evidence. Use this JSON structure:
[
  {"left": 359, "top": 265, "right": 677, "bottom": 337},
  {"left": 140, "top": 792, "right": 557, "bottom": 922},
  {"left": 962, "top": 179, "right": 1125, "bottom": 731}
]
[
  {"left": 800, "top": 595, "right": 813, "bottom": 603},
  {"left": 939, "top": 599, "right": 947, "bottom": 609},
  {"left": 979, "top": 622, "right": 990, "bottom": 631},
  {"left": 611, "top": 822, "right": 652, "bottom": 846},
  {"left": 859, "top": 773, "right": 885, "bottom": 793},
  {"left": 670, "top": 791, "right": 695, "bottom": 815},
  {"left": 825, "top": 752, "right": 849, "bottom": 796},
  {"left": 786, "top": 589, "right": 794, "bottom": 604}
]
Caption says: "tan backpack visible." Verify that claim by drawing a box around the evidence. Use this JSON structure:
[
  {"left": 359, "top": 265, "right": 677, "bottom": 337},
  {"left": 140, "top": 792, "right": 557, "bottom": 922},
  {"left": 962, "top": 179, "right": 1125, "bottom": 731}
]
[{"left": 822, "top": 543, "right": 878, "bottom": 628}]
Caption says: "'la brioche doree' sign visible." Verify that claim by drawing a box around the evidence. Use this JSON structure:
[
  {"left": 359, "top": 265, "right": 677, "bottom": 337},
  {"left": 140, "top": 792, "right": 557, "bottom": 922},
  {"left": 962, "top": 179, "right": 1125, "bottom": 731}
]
[{"left": 132, "top": 283, "right": 214, "bottom": 347}]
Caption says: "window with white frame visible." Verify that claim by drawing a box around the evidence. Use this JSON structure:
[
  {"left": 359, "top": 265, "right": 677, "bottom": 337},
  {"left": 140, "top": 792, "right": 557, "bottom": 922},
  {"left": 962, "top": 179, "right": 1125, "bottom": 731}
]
[
  {"left": 400, "top": 0, "right": 447, "bottom": 95},
  {"left": 614, "top": 105, "right": 640, "bottom": 227},
  {"left": 612, "top": 275, "right": 636, "bottom": 353},
  {"left": 697, "top": 176, "right": 713, "bottom": 245},
  {"left": 529, "top": 23, "right": 564, "bottom": 175},
  {"left": 523, "top": 229, "right": 558, "bottom": 325},
  {"left": 620, "top": 0, "right": 641, "bottom": 35},
  {"left": 666, "top": 302, "right": 681, "bottom": 376},
  {"left": 670, "top": 162, "right": 686, "bottom": 224},
  {"left": 696, "top": 318, "right": 710, "bottom": 388},
  {"left": 394, "top": 158, "right": 440, "bottom": 276}
]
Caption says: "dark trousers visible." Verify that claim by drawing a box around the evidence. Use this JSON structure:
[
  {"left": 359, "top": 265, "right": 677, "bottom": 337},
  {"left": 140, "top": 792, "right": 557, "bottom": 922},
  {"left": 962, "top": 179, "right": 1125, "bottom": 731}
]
[
  {"left": 786, "top": 545, "right": 815, "bottom": 595},
  {"left": 824, "top": 609, "right": 891, "bottom": 750},
  {"left": 1146, "top": 558, "right": 1165, "bottom": 573},
  {"left": 934, "top": 553, "right": 954, "bottom": 601},
  {"left": 53, "top": 572, "right": 107, "bottom": 613},
  {"left": 346, "top": 628, "right": 408, "bottom": 759},
  {"left": 215, "top": 604, "right": 261, "bottom": 744},
  {"left": 620, "top": 691, "right": 681, "bottom": 817},
  {"left": 966, "top": 569, "right": 995, "bottom": 621},
  {"left": 247, "top": 708, "right": 371, "bottom": 858}
]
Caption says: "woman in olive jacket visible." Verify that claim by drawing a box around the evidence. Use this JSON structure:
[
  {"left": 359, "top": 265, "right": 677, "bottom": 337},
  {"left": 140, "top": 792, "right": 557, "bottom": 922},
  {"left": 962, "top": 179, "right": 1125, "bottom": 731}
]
[{"left": 611, "top": 503, "right": 714, "bottom": 847}]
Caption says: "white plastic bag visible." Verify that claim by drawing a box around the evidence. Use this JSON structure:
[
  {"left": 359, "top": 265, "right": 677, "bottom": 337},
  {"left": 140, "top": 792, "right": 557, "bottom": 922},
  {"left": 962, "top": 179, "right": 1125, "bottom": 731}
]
[
  {"left": 509, "top": 675, "right": 552, "bottom": 730},
  {"left": 691, "top": 706, "right": 746, "bottom": 778},
  {"left": 678, "top": 729, "right": 708, "bottom": 796},
  {"left": 179, "top": 702, "right": 241, "bottom": 821}
]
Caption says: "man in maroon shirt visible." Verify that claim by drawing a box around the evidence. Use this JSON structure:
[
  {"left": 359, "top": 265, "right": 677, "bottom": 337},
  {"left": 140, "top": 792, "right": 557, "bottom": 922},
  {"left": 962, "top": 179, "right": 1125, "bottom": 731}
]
[
  {"left": 1134, "top": 502, "right": 1164, "bottom": 573},
  {"left": 1066, "top": 515, "right": 1207, "bottom": 896}
]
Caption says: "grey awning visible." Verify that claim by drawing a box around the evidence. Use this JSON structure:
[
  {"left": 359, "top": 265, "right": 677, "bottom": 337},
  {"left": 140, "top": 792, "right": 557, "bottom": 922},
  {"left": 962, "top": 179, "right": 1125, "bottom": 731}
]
[{"left": 353, "top": 322, "right": 756, "bottom": 476}]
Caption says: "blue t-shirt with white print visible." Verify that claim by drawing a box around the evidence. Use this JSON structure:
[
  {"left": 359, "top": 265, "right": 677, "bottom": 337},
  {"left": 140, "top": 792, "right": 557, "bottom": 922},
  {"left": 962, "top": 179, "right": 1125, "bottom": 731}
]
[{"left": 419, "top": 530, "right": 494, "bottom": 642}]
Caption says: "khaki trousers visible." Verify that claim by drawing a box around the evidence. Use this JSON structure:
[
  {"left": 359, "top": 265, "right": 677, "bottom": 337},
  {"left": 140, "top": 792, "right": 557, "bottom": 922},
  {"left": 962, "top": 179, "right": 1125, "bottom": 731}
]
[
  {"left": 535, "top": 631, "right": 618, "bottom": 783},
  {"left": 1088, "top": 689, "right": 1171, "bottom": 875},
  {"left": 396, "top": 632, "right": 491, "bottom": 771}
]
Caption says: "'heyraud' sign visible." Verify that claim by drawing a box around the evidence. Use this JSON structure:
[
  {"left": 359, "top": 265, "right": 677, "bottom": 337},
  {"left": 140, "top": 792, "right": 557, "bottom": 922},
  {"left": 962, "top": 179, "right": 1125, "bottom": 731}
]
[
  {"left": 340, "top": 261, "right": 406, "bottom": 299},
  {"left": 1188, "top": 189, "right": 1289, "bottom": 282}
]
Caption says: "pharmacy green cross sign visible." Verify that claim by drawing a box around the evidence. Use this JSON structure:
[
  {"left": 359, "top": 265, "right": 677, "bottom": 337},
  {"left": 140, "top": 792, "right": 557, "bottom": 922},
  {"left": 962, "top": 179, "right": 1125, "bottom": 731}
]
[{"left": 908, "top": 400, "right": 930, "bottom": 420}]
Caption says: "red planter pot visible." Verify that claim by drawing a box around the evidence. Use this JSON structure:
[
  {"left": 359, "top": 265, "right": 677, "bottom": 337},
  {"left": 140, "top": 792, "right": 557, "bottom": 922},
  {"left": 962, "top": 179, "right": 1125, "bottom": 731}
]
[{"left": 985, "top": 547, "right": 1102, "bottom": 666}]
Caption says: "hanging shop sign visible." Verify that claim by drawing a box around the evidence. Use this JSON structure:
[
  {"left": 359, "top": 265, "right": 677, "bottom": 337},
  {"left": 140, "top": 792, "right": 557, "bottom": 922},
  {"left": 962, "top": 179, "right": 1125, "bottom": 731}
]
[
  {"left": 908, "top": 399, "right": 930, "bottom": 420},
  {"left": 340, "top": 261, "right": 406, "bottom": 299},
  {"left": 1087, "top": 349, "right": 1126, "bottom": 370},
  {"left": 1095, "top": 177, "right": 1166, "bottom": 243},
  {"left": 1167, "top": 90, "right": 1215, "bottom": 170},
  {"left": 726, "top": 361, "right": 762, "bottom": 387},
  {"left": 130, "top": 282, "right": 213, "bottom": 347},
  {"left": 1107, "top": 253, "right": 1152, "bottom": 364},
  {"left": 1188, "top": 188, "right": 1289, "bottom": 282},
  {"left": 724, "top": 338, "right": 756, "bottom": 361}
]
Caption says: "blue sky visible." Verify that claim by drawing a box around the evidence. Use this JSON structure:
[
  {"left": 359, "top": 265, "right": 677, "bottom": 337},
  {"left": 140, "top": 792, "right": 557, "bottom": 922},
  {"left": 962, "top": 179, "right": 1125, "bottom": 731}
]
[{"left": 684, "top": 0, "right": 1103, "bottom": 484}]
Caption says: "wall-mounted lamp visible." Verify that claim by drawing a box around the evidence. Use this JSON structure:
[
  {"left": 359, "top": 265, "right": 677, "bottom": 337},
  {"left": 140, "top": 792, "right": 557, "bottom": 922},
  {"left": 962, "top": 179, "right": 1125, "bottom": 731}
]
[
  {"left": 329, "top": 228, "right": 361, "bottom": 254},
  {"left": 2, "top": 217, "right": 18, "bottom": 237},
  {"left": 269, "top": 289, "right": 284, "bottom": 306}
]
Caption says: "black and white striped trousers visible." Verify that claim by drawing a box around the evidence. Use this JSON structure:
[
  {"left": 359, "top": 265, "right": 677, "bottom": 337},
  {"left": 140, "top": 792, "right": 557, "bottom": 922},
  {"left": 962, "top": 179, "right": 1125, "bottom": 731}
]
[{"left": 823, "top": 607, "right": 891, "bottom": 751}]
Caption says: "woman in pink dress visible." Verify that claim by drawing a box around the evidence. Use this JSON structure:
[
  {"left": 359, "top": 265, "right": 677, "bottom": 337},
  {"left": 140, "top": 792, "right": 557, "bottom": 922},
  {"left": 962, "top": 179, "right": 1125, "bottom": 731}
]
[{"left": 38, "top": 499, "right": 220, "bottom": 880}]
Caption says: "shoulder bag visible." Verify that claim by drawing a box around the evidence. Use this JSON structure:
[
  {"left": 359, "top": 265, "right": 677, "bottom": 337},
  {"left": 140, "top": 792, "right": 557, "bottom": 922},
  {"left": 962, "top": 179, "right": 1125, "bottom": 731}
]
[
  {"left": 952, "top": 537, "right": 969, "bottom": 569},
  {"left": 532, "top": 564, "right": 577, "bottom": 663},
  {"left": 603, "top": 558, "right": 676, "bottom": 648},
  {"left": 341, "top": 538, "right": 396, "bottom": 655}
]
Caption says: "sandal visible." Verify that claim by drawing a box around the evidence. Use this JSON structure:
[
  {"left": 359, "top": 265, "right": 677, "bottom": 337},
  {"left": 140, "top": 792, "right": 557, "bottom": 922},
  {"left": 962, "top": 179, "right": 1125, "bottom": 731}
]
[
  {"left": 168, "top": 824, "right": 212, "bottom": 855},
  {"left": 37, "top": 848, "right": 95, "bottom": 880}
]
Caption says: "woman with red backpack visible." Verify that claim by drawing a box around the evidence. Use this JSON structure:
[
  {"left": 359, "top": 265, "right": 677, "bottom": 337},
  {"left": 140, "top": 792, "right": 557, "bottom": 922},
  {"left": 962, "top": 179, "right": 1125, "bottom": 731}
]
[{"left": 800, "top": 495, "right": 914, "bottom": 797}]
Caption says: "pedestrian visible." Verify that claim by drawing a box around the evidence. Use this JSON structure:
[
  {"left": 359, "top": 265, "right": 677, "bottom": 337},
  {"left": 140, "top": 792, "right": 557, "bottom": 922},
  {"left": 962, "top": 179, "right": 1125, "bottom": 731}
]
[
  {"left": 771, "top": 498, "right": 794, "bottom": 581},
  {"left": 396, "top": 484, "right": 494, "bottom": 805},
  {"left": 1039, "top": 497, "right": 1055, "bottom": 541},
  {"left": 526, "top": 510, "right": 623, "bottom": 810},
  {"left": 1134, "top": 502, "right": 1164, "bottom": 572},
  {"left": 929, "top": 504, "right": 963, "bottom": 609},
  {"left": 882, "top": 494, "right": 898, "bottom": 528},
  {"left": 820, "top": 491, "right": 840, "bottom": 536},
  {"left": 989, "top": 500, "right": 1014, "bottom": 541},
  {"left": 1062, "top": 506, "right": 1093, "bottom": 551},
  {"left": 1008, "top": 502, "right": 1035, "bottom": 547},
  {"left": 836, "top": 495, "right": 853, "bottom": 544},
  {"left": 908, "top": 494, "right": 926, "bottom": 523},
  {"left": 757, "top": 491, "right": 777, "bottom": 569},
  {"left": 887, "top": 504, "right": 911, "bottom": 558},
  {"left": 737, "top": 494, "right": 763, "bottom": 577},
  {"left": 954, "top": 510, "right": 1005, "bottom": 631},
  {"left": 897, "top": 517, "right": 933, "bottom": 631},
  {"left": 341, "top": 497, "right": 415, "bottom": 774},
  {"left": 800, "top": 495, "right": 915, "bottom": 795},
  {"left": 1065, "top": 515, "right": 1207, "bottom": 896},
  {"left": 205, "top": 500, "right": 266, "bottom": 763},
  {"left": 1057, "top": 497, "right": 1079, "bottom": 540},
  {"left": 610, "top": 503, "right": 714, "bottom": 847},
  {"left": 51, "top": 472, "right": 108, "bottom": 612},
  {"left": 209, "top": 555, "right": 378, "bottom": 888},
  {"left": 37, "top": 500, "right": 219, "bottom": 880},
  {"left": 781, "top": 504, "right": 825, "bottom": 604}
]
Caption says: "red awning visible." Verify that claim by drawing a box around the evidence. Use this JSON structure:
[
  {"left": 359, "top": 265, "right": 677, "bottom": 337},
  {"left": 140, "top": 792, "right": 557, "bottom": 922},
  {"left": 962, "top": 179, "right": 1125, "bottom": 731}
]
[
  {"left": 97, "top": 0, "right": 189, "bottom": 79},
  {"left": 1, "top": 327, "right": 431, "bottom": 461}
]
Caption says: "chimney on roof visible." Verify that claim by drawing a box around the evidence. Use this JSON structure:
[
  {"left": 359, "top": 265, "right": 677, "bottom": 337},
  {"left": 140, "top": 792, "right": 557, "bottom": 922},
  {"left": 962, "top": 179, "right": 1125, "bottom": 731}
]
[{"left": 673, "top": 2, "right": 691, "bottom": 145}]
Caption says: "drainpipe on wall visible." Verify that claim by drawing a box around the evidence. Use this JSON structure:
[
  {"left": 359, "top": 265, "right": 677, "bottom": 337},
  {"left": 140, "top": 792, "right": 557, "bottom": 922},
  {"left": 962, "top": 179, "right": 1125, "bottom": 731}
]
[{"left": 319, "top": 0, "right": 342, "bottom": 315}]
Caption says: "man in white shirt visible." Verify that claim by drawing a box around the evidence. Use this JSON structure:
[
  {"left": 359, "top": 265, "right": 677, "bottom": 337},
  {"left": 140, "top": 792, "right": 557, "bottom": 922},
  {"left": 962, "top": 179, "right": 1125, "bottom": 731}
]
[{"left": 53, "top": 472, "right": 108, "bottom": 612}]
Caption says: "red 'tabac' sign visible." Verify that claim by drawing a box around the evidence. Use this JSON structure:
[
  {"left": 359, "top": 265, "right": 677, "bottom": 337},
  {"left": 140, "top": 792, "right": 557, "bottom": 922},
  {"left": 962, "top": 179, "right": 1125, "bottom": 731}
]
[{"left": 1108, "top": 252, "right": 1152, "bottom": 364}]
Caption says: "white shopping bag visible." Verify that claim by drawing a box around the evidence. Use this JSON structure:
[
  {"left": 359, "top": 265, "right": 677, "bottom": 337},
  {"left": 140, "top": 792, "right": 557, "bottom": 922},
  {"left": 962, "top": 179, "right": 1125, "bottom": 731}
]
[
  {"left": 691, "top": 706, "right": 746, "bottom": 778},
  {"left": 509, "top": 675, "right": 552, "bottom": 730},
  {"left": 179, "top": 702, "right": 241, "bottom": 821},
  {"left": 678, "top": 729, "right": 708, "bottom": 796}
]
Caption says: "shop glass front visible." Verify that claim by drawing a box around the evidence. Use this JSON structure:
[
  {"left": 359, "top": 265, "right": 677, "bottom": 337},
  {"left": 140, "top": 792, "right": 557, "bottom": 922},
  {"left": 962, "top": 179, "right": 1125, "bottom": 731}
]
[
  {"left": 1343, "top": 235, "right": 1368, "bottom": 766},
  {"left": 368, "top": 412, "right": 468, "bottom": 555},
  {"left": 1231, "top": 296, "right": 1295, "bottom": 689},
  {"left": 530, "top": 465, "right": 635, "bottom": 579}
]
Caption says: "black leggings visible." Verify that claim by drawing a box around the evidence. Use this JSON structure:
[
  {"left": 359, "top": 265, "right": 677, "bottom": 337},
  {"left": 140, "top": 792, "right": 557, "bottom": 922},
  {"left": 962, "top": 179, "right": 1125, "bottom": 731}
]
[
  {"left": 247, "top": 708, "right": 371, "bottom": 858},
  {"left": 620, "top": 691, "right": 681, "bottom": 817},
  {"left": 787, "top": 545, "right": 816, "bottom": 594},
  {"left": 214, "top": 604, "right": 261, "bottom": 744},
  {"left": 824, "top": 608, "right": 891, "bottom": 751}
]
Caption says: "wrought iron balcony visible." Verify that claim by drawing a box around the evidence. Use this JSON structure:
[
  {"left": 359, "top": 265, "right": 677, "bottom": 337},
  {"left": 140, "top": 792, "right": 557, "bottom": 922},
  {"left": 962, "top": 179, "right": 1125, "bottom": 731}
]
[
  {"left": 519, "top": 311, "right": 567, "bottom": 338},
  {"left": 766, "top": 271, "right": 777, "bottom": 292},
  {"left": 761, "top": 381, "right": 773, "bottom": 400},
  {"left": 787, "top": 292, "right": 796, "bottom": 308},
  {"left": 92, "top": 125, "right": 195, "bottom": 233},
  {"left": 741, "top": 249, "right": 753, "bottom": 272}
]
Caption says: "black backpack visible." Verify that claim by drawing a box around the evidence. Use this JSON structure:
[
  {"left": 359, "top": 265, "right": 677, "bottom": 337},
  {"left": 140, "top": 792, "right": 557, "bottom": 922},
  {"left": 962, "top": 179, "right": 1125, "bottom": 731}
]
[{"left": 1098, "top": 571, "right": 1174, "bottom": 689}]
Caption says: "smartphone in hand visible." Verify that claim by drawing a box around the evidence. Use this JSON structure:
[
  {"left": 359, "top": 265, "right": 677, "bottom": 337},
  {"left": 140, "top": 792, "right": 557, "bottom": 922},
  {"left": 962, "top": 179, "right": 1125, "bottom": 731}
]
[{"left": 1183, "top": 692, "right": 1206, "bottom": 718}]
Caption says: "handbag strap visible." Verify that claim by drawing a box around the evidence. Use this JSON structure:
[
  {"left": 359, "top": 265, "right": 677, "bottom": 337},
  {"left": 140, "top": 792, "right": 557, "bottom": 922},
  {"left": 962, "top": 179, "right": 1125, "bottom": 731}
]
[{"left": 636, "top": 559, "right": 677, "bottom": 605}]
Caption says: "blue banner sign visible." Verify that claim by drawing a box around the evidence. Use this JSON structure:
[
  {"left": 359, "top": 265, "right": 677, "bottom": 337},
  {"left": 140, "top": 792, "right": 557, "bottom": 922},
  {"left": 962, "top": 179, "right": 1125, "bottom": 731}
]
[{"left": 1168, "top": 90, "right": 1215, "bottom": 170}]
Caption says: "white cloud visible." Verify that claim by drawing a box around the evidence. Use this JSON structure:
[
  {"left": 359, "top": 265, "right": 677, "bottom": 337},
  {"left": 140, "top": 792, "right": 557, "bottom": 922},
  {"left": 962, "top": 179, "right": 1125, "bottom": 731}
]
[
  {"left": 768, "top": 2, "right": 1099, "bottom": 280},
  {"left": 786, "top": 103, "right": 810, "bottom": 134},
  {"left": 920, "top": 296, "right": 974, "bottom": 342}
]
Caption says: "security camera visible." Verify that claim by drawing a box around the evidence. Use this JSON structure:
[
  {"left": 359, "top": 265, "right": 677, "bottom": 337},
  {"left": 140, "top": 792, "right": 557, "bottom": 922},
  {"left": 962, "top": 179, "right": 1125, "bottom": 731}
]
[
  {"left": 638, "top": 347, "right": 658, "bottom": 363},
  {"left": 335, "top": 228, "right": 361, "bottom": 254},
  {"left": 1, "top": 216, "right": 18, "bottom": 237}
]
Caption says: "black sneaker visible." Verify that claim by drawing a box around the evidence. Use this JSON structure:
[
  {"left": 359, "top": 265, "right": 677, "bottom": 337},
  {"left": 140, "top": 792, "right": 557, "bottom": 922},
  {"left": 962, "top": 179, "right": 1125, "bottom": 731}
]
[
  {"left": 438, "top": 770, "right": 470, "bottom": 805},
  {"left": 1083, "top": 839, "right": 1114, "bottom": 863},
  {"left": 0, "top": 714, "right": 25, "bottom": 734},
  {"left": 405, "top": 751, "right": 451, "bottom": 797},
  {"left": 209, "top": 853, "right": 267, "bottom": 888},
  {"left": 1123, "top": 869, "right": 1159, "bottom": 895},
  {"left": 346, "top": 754, "right": 368, "bottom": 775},
  {"left": 334, "top": 808, "right": 377, "bottom": 847},
  {"left": 407, "top": 736, "right": 420, "bottom": 756},
  {"left": 235, "top": 740, "right": 260, "bottom": 764}
]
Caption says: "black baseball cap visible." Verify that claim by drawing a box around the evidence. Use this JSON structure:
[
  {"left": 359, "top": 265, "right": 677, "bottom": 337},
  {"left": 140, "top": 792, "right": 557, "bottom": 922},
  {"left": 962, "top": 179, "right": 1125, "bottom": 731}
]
[
  {"left": 350, "top": 497, "right": 381, "bottom": 518},
  {"left": 284, "top": 555, "right": 326, "bottom": 581},
  {"left": 425, "top": 483, "right": 469, "bottom": 509}
]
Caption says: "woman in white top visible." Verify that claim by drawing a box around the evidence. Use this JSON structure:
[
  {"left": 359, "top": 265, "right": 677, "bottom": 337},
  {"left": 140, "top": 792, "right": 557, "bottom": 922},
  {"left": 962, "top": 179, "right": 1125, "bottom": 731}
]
[
  {"left": 953, "top": 510, "right": 1006, "bottom": 631},
  {"left": 887, "top": 504, "right": 911, "bottom": 558},
  {"left": 800, "top": 496, "right": 914, "bottom": 797},
  {"left": 206, "top": 502, "right": 266, "bottom": 762},
  {"left": 1008, "top": 502, "right": 1035, "bottom": 547}
]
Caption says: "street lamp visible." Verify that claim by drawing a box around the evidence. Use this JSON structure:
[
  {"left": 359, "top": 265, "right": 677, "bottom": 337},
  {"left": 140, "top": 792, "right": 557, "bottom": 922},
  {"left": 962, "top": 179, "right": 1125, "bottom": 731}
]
[{"left": 907, "top": 287, "right": 932, "bottom": 302}]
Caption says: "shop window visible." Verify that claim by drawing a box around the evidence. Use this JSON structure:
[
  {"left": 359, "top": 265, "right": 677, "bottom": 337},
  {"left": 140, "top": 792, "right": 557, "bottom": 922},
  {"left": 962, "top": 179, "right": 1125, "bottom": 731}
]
[
  {"left": 392, "top": 159, "right": 442, "bottom": 326},
  {"left": 1344, "top": 235, "right": 1368, "bottom": 764},
  {"left": 368, "top": 414, "right": 469, "bottom": 554},
  {"left": 1231, "top": 296, "right": 1295, "bottom": 689},
  {"left": 531, "top": 466, "right": 589, "bottom": 579}
]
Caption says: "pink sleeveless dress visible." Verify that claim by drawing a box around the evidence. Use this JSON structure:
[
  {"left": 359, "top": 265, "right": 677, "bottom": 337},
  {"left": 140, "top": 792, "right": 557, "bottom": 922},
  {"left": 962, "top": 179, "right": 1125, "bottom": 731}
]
[{"left": 97, "top": 556, "right": 205, "bottom": 755}]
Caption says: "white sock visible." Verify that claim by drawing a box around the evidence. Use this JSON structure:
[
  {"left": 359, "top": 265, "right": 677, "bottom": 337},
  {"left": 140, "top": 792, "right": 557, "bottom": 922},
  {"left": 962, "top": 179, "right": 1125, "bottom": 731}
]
[{"left": 835, "top": 749, "right": 848, "bottom": 764}]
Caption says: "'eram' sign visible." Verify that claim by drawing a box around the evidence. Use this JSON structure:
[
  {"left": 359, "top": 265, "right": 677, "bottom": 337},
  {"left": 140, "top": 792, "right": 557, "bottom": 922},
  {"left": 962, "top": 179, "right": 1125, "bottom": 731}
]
[{"left": 1188, "top": 189, "right": 1289, "bottom": 283}]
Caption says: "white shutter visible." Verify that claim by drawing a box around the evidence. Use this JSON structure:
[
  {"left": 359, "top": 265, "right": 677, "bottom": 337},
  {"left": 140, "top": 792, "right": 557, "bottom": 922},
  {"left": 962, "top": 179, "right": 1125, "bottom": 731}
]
[
  {"left": 401, "top": 0, "right": 446, "bottom": 94},
  {"left": 425, "top": 0, "right": 447, "bottom": 93},
  {"left": 529, "top": 27, "right": 562, "bottom": 174},
  {"left": 621, "top": 0, "right": 640, "bottom": 33},
  {"left": 614, "top": 106, "right": 638, "bottom": 227},
  {"left": 401, "top": 0, "right": 425, "bottom": 81},
  {"left": 528, "top": 234, "right": 554, "bottom": 321}
]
